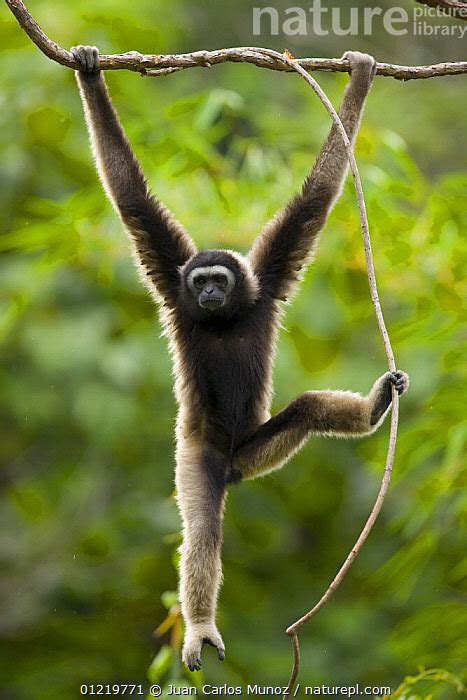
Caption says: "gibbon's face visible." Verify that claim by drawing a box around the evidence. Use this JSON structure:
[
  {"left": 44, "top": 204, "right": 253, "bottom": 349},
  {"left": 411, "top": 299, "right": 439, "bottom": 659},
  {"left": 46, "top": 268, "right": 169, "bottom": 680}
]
[
  {"left": 181, "top": 250, "right": 259, "bottom": 321},
  {"left": 186, "top": 265, "right": 236, "bottom": 312}
]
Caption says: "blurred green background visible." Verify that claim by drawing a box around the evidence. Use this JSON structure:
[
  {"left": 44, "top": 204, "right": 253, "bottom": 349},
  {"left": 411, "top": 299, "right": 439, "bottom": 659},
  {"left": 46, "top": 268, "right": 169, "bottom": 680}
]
[{"left": 0, "top": 1, "right": 466, "bottom": 698}]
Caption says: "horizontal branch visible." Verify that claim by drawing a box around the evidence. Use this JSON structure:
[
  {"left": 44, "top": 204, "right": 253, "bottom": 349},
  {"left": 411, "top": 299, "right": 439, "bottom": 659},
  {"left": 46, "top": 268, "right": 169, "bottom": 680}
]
[{"left": 5, "top": 0, "right": 467, "bottom": 81}]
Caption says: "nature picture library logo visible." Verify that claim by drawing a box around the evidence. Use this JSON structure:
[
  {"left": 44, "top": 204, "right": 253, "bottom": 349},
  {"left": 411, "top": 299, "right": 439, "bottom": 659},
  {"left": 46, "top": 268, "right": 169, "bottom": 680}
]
[{"left": 252, "top": 2, "right": 467, "bottom": 39}]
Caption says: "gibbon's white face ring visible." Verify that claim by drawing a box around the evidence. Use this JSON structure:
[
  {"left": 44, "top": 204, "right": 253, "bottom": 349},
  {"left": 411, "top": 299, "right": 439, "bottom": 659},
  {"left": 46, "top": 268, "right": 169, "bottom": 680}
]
[{"left": 186, "top": 265, "right": 236, "bottom": 294}]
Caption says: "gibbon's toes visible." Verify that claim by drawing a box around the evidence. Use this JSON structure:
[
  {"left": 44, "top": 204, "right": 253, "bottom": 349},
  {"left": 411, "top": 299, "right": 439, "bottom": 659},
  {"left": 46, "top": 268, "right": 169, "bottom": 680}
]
[
  {"left": 70, "top": 45, "right": 100, "bottom": 74},
  {"left": 342, "top": 50, "right": 377, "bottom": 77},
  {"left": 189, "top": 657, "right": 202, "bottom": 673},
  {"left": 183, "top": 626, "right": 225, "bottom": 671},
  {"left": 182, "top": 641, "right": 202, "bottom": 672},
  {"left": 389, "top": 370, "right": 410, "bottom": 395},
  {"left": 203, "top": 636, "right": 226, "bottom": 662}
]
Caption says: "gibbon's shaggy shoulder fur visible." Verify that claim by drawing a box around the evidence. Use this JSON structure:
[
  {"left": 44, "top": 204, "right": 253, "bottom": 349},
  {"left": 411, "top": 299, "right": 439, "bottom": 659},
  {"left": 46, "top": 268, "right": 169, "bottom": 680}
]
[{"left": 72, "top": 45, "right": 409, "bottom": 672}]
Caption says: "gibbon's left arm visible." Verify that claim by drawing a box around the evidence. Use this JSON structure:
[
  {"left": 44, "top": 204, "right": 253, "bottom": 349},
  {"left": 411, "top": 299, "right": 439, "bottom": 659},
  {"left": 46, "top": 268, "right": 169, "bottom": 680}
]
[
  {"left": 233, "top": 371, "right": 409, "bottom": 480},
  {"left": 248, "top": 51, "right": 376, "bottom": 302},
  {"left": 71, "top": 46, "right": 197, "bottom": 307}
]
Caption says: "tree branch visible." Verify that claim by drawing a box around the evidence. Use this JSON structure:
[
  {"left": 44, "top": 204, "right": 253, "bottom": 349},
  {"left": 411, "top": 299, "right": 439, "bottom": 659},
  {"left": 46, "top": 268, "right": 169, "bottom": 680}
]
[
  {"left": 5, "top": 0, "right": 467, "bottom": 80},
  {"left": 415, "top": 0, "right": 467, "bottom": 20}
]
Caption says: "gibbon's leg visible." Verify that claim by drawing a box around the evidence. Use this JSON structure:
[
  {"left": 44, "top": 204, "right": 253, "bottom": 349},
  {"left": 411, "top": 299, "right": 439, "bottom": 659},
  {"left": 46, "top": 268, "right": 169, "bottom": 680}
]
[
  {"left": 234, "top": 371, "right": 409, "bottom": 480},
  {"left": 176, "top": 441, "right": 227, "bottom": 671}
]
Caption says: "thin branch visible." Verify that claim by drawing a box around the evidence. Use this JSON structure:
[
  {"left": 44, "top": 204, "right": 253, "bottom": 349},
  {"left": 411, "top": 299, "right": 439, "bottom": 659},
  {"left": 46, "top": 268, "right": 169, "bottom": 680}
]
[
  {"left": 415, "top": 0, "right": 467, "bottom": 20},
  {"left": 251, "top": 47, "right": 400, "bottom": 698},
  {"left": 285, "top": 631, "right": 300, "bottom": 696},
  {"left": 5, "top": 0, "right": 467, "bottom": 80}
]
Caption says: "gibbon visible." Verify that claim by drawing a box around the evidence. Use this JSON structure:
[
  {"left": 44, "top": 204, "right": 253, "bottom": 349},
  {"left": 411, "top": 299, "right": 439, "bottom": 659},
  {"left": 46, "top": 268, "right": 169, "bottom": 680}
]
[{"left": 72, "top": 45, "right": 409, "bottom": 671}]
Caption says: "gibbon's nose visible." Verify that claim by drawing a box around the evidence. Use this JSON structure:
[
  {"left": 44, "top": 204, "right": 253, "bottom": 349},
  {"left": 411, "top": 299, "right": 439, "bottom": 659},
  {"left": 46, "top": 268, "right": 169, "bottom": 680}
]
[{"left": 204, "top": 284, "right": 215, "bottom": 295}]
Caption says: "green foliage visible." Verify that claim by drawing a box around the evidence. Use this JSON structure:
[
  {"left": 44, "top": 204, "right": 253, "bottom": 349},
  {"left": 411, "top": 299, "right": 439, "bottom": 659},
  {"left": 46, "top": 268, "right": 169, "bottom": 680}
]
[
  {"left": 1, "top": 2, "right": 466, "bottom": 699},
  {"left": 392, "top": 668, "right": 465, "bottom": 699},
  {"left": 148, "top": 646, "right": 173, "bottom": 684}
]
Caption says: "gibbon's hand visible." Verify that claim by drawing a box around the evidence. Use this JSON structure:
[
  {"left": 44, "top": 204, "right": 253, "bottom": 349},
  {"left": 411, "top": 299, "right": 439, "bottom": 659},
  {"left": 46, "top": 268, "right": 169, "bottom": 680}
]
[
  {"left": 71, "top": 45, "right": 100, "bottom": 74},
  {"left": 342, "top": 50, "right": 377, "bottom": 79},
  {"left": 182, "top": 623, "right": 225, "bottom": 672}
]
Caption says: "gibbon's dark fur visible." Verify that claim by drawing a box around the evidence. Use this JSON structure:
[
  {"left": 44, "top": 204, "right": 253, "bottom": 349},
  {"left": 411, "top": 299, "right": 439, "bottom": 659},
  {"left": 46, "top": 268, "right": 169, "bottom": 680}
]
[{"left": 72, "top": 45, "right": 409, "bottom": 672}]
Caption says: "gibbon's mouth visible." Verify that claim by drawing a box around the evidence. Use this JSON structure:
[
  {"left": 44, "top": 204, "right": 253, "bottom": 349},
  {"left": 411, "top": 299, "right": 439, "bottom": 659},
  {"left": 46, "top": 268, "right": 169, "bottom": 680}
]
[{"left": 199, "top": 297, "right": 225, "bottom": 311}]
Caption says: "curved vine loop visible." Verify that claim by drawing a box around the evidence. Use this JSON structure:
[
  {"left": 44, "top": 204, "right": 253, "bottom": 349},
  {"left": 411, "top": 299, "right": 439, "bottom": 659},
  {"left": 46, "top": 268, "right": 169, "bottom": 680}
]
[{"left": 248, "top": 48, "right": 400, "bottom": 697}]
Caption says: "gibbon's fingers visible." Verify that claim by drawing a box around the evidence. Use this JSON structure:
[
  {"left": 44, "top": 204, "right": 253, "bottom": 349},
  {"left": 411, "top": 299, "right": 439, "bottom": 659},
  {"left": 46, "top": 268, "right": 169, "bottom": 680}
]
[
  {"left": 342, "top": 50, "right": 377, "bottom": 78},
  {"left": 71, "top": 45, "right": 99, "bottom": 74}
]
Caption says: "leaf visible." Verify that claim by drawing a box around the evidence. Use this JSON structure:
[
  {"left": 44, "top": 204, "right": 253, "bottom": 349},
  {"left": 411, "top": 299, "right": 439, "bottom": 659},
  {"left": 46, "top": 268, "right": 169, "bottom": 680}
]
[{"left": 147, "top": 645, "right": 173, "bottom": 684}]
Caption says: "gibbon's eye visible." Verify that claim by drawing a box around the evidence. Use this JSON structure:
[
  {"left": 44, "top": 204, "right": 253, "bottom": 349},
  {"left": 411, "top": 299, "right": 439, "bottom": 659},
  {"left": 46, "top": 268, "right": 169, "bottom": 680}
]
[
  {"left": 213, "top": 274, "right": 228, "bottom": 288},
  {"left": 194, "top": 276, "right": 206, "bottom": 289}
]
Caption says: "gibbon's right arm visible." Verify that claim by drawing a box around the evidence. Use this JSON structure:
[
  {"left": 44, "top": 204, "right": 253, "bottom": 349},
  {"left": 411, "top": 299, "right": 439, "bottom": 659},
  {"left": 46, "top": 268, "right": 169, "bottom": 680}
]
[
  {"left": 72, "top": 45, "right": 196, "bottom": 307},
  {"left": 248, "top": 51, "right": 377, "bottom": 303}
]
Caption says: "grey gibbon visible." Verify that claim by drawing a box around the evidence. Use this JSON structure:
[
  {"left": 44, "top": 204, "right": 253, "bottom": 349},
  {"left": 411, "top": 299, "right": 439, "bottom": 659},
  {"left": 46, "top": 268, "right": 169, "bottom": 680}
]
[{"left": 72, "top": 45, "right": 409, "bottom": 672}]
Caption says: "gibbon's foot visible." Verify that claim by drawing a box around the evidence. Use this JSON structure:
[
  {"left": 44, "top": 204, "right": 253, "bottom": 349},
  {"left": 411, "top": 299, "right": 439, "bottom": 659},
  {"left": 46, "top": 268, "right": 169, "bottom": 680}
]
[
  {"left": 182, "top": 623, "right": 225, "bottom": 672},
  {"left": 370, "top": 370, "right": 409, "bottom": 425},
  {"left": 71, "top": 45, "right": 100, "bottom": 74},
  {"left": 388, "top": 370, "right": 410, "bottom": 395},
  {"left": 342, "top": 50, "right": 377, "bottom": 78}
]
